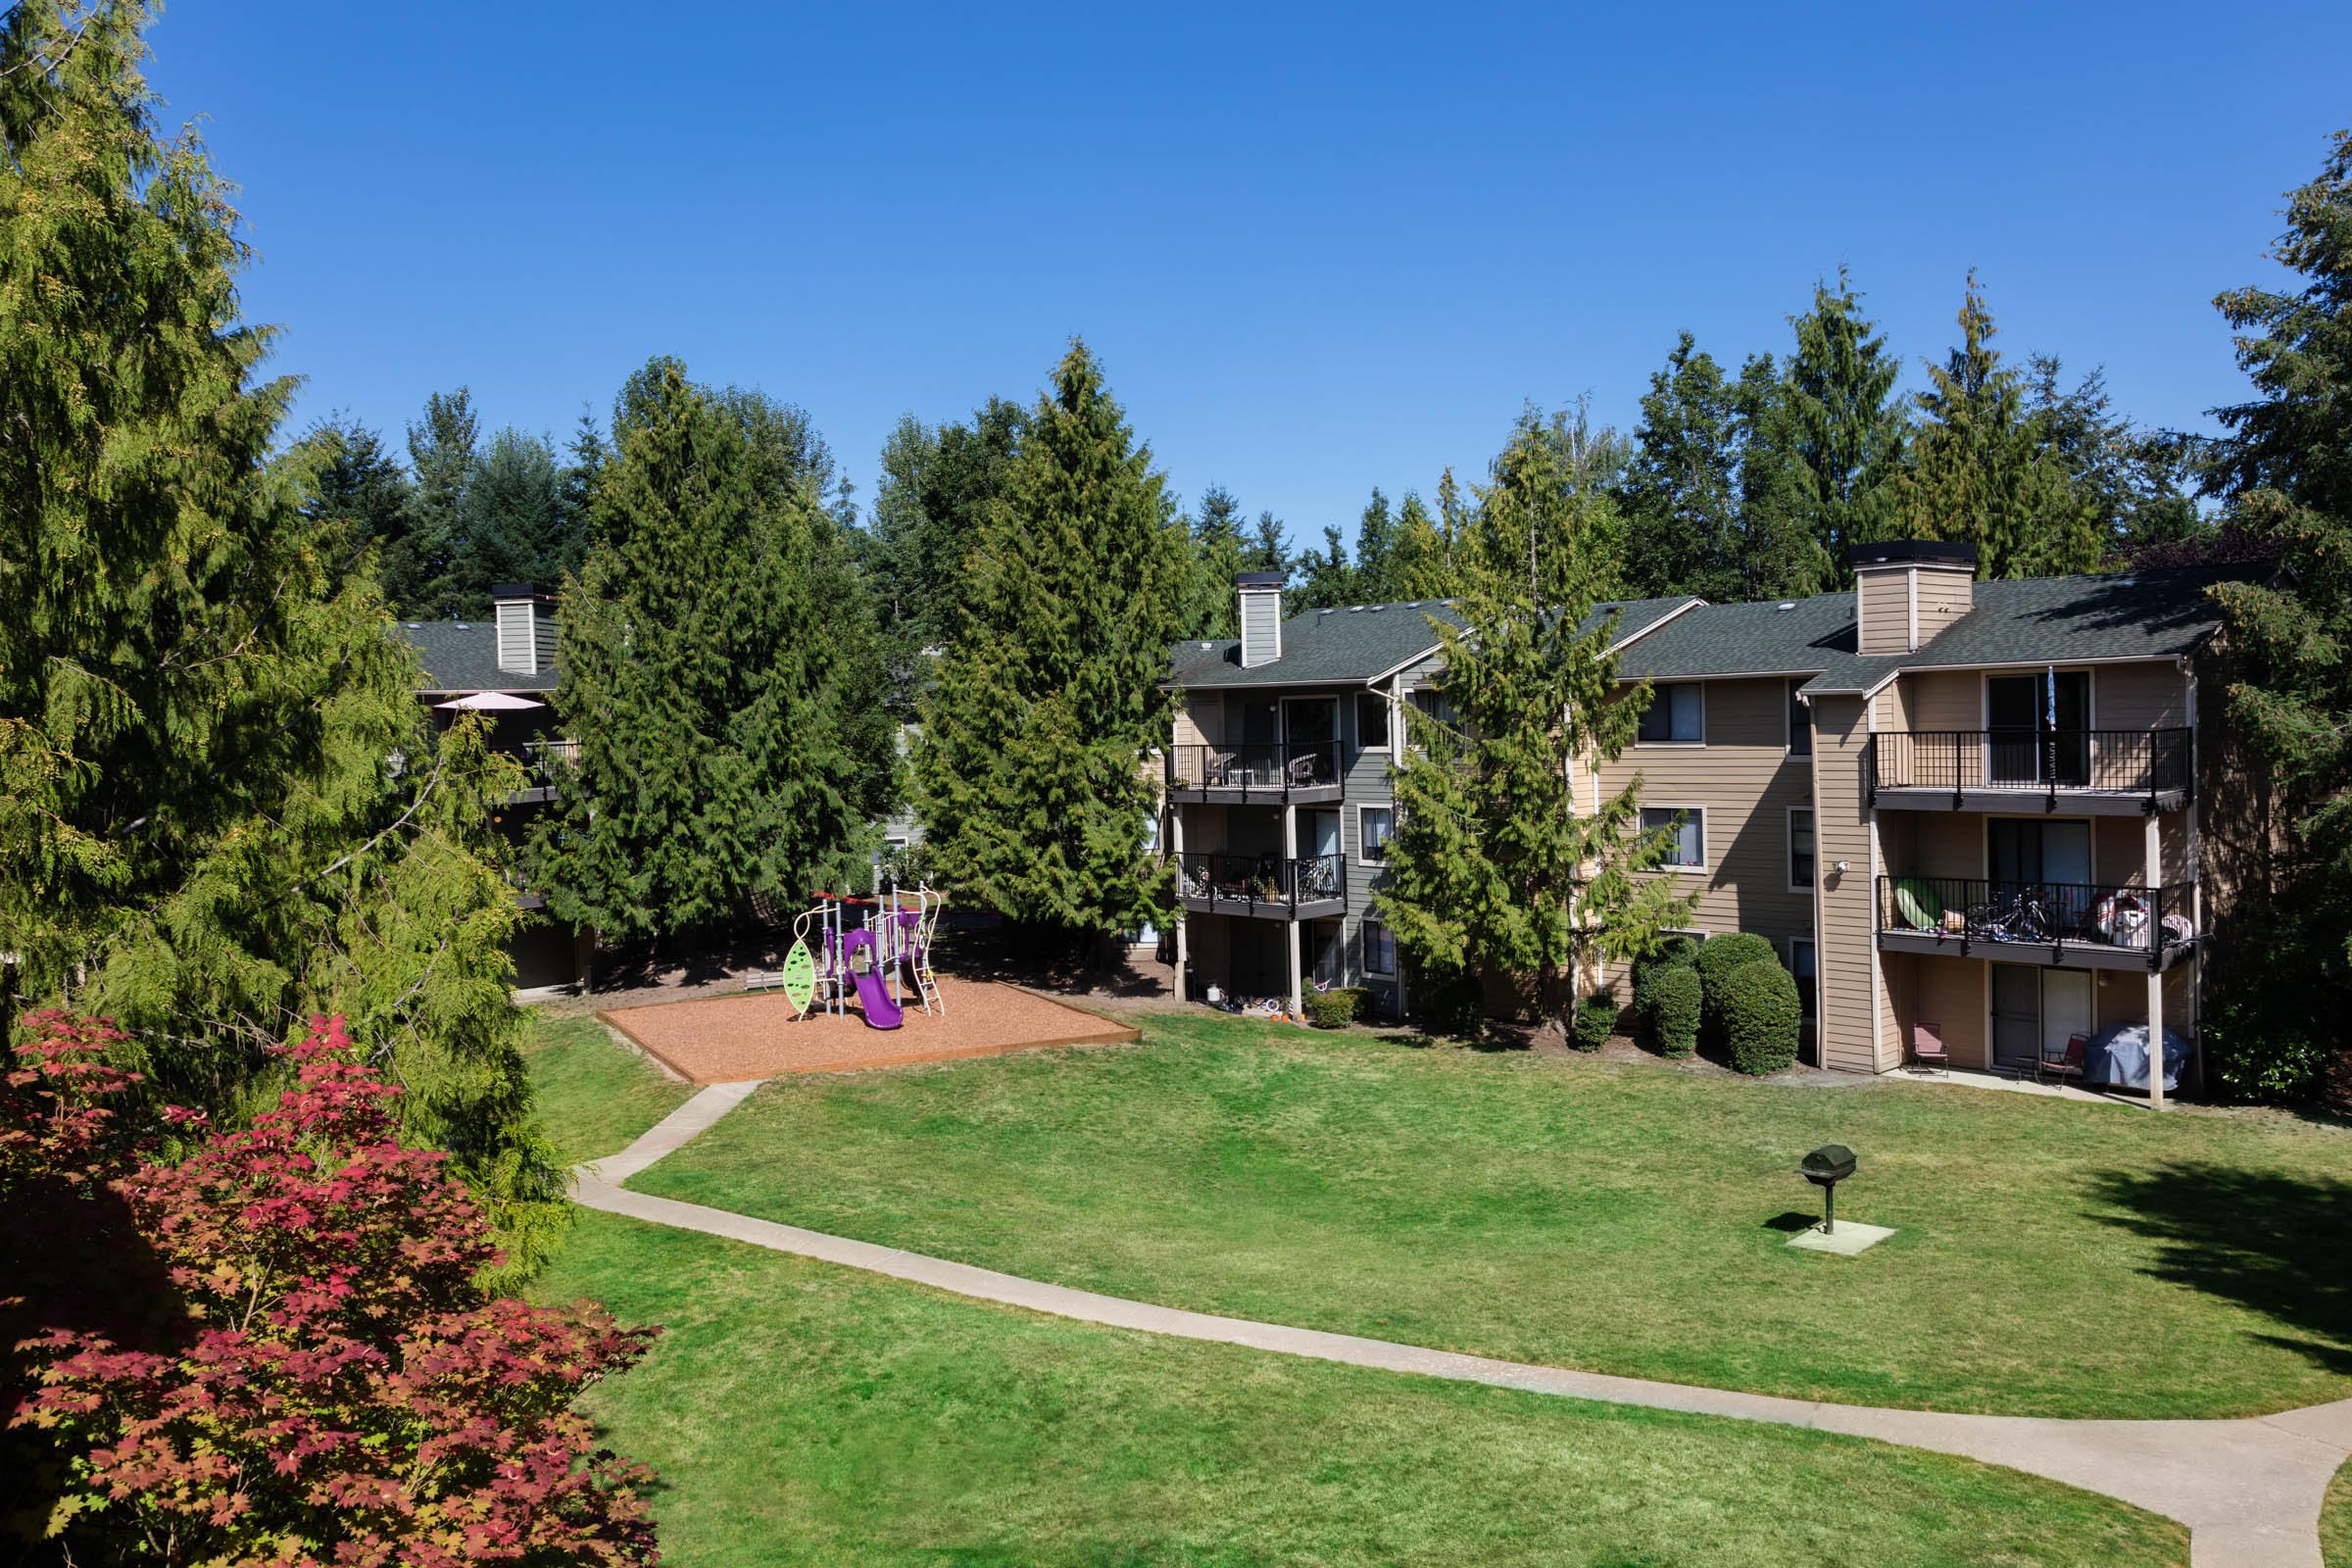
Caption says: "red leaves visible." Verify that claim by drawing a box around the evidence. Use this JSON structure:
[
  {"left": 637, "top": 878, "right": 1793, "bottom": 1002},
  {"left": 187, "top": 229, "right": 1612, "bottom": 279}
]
[{"left": 6, "top": 1011, "right": 662, "bottom": 1566}]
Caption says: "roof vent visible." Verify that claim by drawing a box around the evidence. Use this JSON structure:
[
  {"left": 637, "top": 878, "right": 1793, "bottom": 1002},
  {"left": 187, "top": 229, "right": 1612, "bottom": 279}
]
[
  {"left": 406, "top": 622, "right": 421, "bottom": 629},
  {"left": 1368, "top": 605, "right": 1386, "bottom": 612},
  {"left": 1777, "top": 602, "right": 1796, "bottom": 612},
  {"left": 1318, "top": 608, "right": 1335, "bottom": 615}
]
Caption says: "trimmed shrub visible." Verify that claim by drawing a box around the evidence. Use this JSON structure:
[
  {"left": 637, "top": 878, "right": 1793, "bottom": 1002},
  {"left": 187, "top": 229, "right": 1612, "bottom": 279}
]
[
  {"left": 1723, "top": 958, "right": 1803, "bottom": 1074},
  {"left": 1693, "top": 932, "right": 1779, "bottom": 1029},
  {"left": 1572, "top": 990, "right": 1617, "bottom": 1052},
  {"left": 1648, "top": 965, "right": 1702, "bottom": 1058},
  {"left": 1306, "top": 989, "right": 1355, "bottom": 1029},
  {"left": 1414, "top": 965, "right": 1485, "bottom": 1039},
  {"left": 1631, "top": 935, "right": 1699, "bottom": 1023}
]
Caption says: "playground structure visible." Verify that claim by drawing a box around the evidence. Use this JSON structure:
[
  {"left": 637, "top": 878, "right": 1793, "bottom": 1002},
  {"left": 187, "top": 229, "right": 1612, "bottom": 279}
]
[{"left": 784, "top": 885, "right": 944, "bottom": 1030}]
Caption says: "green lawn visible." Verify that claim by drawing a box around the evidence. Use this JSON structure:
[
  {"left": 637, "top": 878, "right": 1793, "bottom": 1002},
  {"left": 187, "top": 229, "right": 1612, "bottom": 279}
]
[
  {"left": 524, "top": 1011, "right": 697, "bottom": 1166},
  {"left": 532, "top": 1207, "right": 2186, "bottom": 1568},
  {"left": 623, "top": 1010, "right": 2352, "bottom": 1419},
  {"left": 2327, "top": 1458, "right": 2352, "bottom": 1567}
]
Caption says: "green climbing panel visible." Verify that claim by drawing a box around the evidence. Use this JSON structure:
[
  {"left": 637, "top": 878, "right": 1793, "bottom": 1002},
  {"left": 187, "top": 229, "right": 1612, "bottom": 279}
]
[{"left": 782, "top": 939, "right": 818, "bottom": 1014}]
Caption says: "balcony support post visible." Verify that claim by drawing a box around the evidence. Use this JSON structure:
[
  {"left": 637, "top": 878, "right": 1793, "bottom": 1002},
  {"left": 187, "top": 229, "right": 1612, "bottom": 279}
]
[
  {"left": 1170, "top": 809, "right": 1188, "bottom": 1002},
  {"left": 2146, "top": 814, "right": 2167, "bottom": 1111},
  {"left": 1286, "top": 919, "right": 1303, "bottom": 1020}
]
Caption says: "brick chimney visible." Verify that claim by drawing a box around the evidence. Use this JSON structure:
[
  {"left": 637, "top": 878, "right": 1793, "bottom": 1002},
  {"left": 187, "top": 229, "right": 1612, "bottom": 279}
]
[
  {"left": 1238, "top": 571, "right": 1285, "bottom": 668},
  {"left": 1851, "top": 543, "right": 1976, "bottom": 655},
  {"left": 492, "top": 583, "right": 556, "bottom": 676}
]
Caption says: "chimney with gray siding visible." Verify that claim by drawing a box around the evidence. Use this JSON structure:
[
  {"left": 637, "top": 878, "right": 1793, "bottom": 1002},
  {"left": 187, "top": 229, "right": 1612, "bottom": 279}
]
[
  {"left": 492, "top": 583, "right": 556, "bottom": 676},
  {"left": 1238, "top": 571, "right": 1285, "bottom": 668}
]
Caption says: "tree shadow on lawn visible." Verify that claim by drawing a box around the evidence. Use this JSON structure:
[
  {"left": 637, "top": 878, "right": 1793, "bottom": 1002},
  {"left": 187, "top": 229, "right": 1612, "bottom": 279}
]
[{"left": 2089, "top": 1162, "right": 2352, "bottom": 1377}]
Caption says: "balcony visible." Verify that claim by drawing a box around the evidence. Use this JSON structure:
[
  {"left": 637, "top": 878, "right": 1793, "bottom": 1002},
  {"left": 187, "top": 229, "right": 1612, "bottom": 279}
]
[
  {"left": 1870, "top": 729, "right": 2190, "bottom": 814},
  {"left": 1165, "top": 742, "right": 1343, "bottom": 806},
  {"left": 1174, "top": 851, "right": 1346, "bottom": 921},
  {"left": 502, "top": 738, "right": 579, "bottom": 806},
  {"left": 1876, "top": 875, "right": 2197, "bottom": 971}
]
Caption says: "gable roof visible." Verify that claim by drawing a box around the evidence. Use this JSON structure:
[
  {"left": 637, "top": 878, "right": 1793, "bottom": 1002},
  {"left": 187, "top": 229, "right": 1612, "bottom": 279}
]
[
  {"left": 1165, "top": 594, "right": 1696, "bottom": 690},
  {"left": 394, "top": 616, "right": 560, "bottom": 694}
]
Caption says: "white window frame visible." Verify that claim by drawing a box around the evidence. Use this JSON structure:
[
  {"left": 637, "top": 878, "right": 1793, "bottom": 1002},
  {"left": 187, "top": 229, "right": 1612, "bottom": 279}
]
[
  {"left": 1635, "top": 681, "right": 1705, "bottom": 747},
  {"left": 1355, "top": 690, "right": 1392, "bottom": 756},
  {"left": 1787, "top": 806, "right": 1815, "bottom": 895},
  {"left": 1641, "top": 806, "right": 1706, "bottom": 872},
  {"left": 1360, "top": 917, "right": 1396, "bottom": 976},
  {"left": 1355, "top": 802, "right": 1395, "bottom": 866}
]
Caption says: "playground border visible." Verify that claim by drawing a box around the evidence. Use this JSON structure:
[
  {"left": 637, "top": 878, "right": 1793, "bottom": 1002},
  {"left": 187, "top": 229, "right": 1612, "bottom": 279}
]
[{"left": 593, "top": 980, "right": 1142, "bottom": 1085}]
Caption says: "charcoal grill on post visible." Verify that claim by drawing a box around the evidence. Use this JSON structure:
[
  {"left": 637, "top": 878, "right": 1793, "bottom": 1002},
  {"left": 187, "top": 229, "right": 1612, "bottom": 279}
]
[{"left": 1798, "top": 1144, "right": 1857, "bottom": 1234}]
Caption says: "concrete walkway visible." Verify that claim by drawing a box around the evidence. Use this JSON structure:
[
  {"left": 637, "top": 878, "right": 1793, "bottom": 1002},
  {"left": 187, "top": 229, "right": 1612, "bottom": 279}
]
[{"left": 575, "top": 1082, "right": 2352, "bottom": 1568}]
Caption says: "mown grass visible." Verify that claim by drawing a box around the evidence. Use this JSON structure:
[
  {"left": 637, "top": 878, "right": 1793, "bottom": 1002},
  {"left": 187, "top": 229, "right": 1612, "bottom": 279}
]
[
  {"left": 533, "top": 1207, "right": 2186, "bottom": 1568},
  {"left": 524, "top": 1011, "right": 696, "bottom": 1166},
  {"left": 626, "top": 1010, "right": 2352, "bottom": 1419},
  {"left": 2326, "top": 1457, "right": 2352, "bottom": 1567}
]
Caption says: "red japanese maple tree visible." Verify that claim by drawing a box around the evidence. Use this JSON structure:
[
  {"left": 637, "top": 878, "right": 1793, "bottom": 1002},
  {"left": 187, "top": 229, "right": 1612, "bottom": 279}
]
[{"left": 5, "top": 1012, "right": 661, "bottom": 1567}]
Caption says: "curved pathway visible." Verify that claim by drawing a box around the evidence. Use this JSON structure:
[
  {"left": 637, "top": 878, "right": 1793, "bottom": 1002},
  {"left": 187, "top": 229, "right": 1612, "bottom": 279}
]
[{"left": 577, "top": 1083, "right": 2352, "bottom": 1568}]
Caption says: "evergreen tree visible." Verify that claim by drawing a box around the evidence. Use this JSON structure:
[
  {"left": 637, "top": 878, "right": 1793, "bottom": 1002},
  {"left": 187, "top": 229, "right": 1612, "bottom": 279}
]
[
  {"left": 1380, "top": 415, "right": 1696, "bottom": 1027},
  {"left": 533, "top": 361, "right": 877, "bottom": 936},
  {"left": 2197, "top": 127, "right": 2352, "bottom": 1100},
  {"left": 1179, "top": 481, "right": 1249, "bottom": 635},
  {"left": 559, "top": 407, "right": 609, "bottom": 550},
  {"left": 1289, "top": 523, "right": 1356, "bottom": 611},
  {"left": 1244, "top": 508, "right": 1290, "bottom": 573},
  {"left": 0, "top": 0, "right": 556, "bottom": 1256},
  {"left": 912, "top": 340, "right": 1188, "bottom": 945},
  {"left": 1386, "top": 489, "right": 1462, "bottom": 600},
  {"left": 456, "top": 425, "right": 582, "bottom": 608},
  {"left": 867, "top": 397, "right": 1027, "bottom": 699},
  {"left": 393, "top": 387, "right": 478, "bottom": 617},
  {"left": 293, "top": 414, "right": 414, "bottom": 589},
  {"left": 1620, "top": 333, "right": 1743, "bottom": 600},
  {"left": 1893, "top": 272, "right": 2101, "bottom": 577},
  {"left": 1350, "top": 487, "right": 1399, "bottom": 600},
  {"left": 1729, "top": 352, "right": 1826, "bottom": 599},
  {"left": 1784, "top": 270, "right": 1910, "bottom": 585}
]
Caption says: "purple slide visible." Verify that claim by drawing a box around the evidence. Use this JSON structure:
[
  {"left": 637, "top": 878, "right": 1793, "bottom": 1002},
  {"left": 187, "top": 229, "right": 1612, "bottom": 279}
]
[{"left": 840, "top": 927, "right": 904, "bottom": 1029}]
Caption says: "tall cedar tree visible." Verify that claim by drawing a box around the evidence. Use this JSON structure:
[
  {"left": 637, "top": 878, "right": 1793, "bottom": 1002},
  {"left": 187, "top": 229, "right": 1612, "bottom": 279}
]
[
  {"left": 1621, "top": 334, "right": 1744, "bottom": 601},
  {"left": 392, "top": 387, "right": 478, "bottom": 616},
  {"left": 1785, "top": 270, "right": 1910, "bottom": 586},
  {"left": 1181, "top": 482, "right": 1250, "bottom": 635},
  {"left": 0, "top": 0, "right": 558, "bottom": 1261},
  {"left": 913, "top": 341, "right": 1188, "bottom": 943},
  {"left": 535, "top": 362, "right": 880, "bottom": 937},
  {"left": 1893, "top": 272, "right": 2102, "bottom": 577},
  {"left": 2199, "top": 127, "right": 2352, "bottom": 1100},
  {"left": 1381, "top": 413, "right": 1696, "bottom": 1025}
]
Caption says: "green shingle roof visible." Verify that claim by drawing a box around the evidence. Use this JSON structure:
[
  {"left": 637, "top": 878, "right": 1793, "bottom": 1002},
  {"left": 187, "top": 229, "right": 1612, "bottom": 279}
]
[
  {"left": 395, "top": 617, "right": 560, "bottom": 693},
  {"left": 1165, "top": 595, "right": 1695, "bottom": 688}
]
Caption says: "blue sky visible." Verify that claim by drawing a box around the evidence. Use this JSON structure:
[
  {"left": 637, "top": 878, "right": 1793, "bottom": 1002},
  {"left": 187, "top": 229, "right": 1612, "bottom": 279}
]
[{"left": 157, "top": 1, "right": 2350, "bottom": 549}]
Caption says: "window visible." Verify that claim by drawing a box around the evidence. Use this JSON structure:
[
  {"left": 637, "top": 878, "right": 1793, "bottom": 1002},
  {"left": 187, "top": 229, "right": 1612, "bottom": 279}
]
[
  {"left": 1788, "top": 808, "right": 1815, "bottom": 891},
  {"left": 1788, "top": 680, "right": 1812, "bottom": 756},
  {"left": 1641, "top": 807, "right": 1703, "bottom": 868},
  {"left": 1358, "top": 804, "right": 1394, "bottom": 864},
  {"left": 1361, "top": 918, "right": 1396, "bottom": 976},
  {"left": 1356, "top": 692, "right": 1391, "bottom": 751},
  {"left": 1788, "top": 938, "right": 1818, "bottom": 1018},
  {"left": 1310, "top": 919, "right": 1344, "bottom": 988},
  {"left": 1637, "top": 683, "right": 1703, "bottom": 743}
]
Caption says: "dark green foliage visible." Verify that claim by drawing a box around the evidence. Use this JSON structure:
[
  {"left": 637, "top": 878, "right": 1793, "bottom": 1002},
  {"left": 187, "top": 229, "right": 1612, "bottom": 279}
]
[
  {"left": 1382, "top": 409, "right": 1688, "bottom": 1031},
  {"left": 295, "top": 415, "right": 415, "bottom": 588},
  {"left": 457, "top": 425, "right": 585, "bottom": 606},
  {"left": 1572, "top": 990, "right": 1617, "bottom": 1052},
  {"left": 2200, "top": 993, "right": 2332, "bottom": 1102},
  {"left": 1411, "top": 963, "right": 1486, "bottom": 1038},
  {"left": 1693, "top": 931, "right": 1779, "bottom": 1032},
  {"left": 911, "top": 340, "right": 1187, "bottom": 941},
  {"left": 391, "top": 386, "right": 478, "bottom": 616},
  {"left": 867, "top": 397, "right": 1027, "bottom": 706},
  {"left": 1306, "top": 989, "right": 1355, "bottom": 1029},
  {"left": 1647, "top": 965, "right": 1701, "bottom": 1058},
  {"left": 0, "top": 0, "right": 556, "bottom": 1259},
  {"left": 1722, "top": 960, "right": 1802, "bottom": 1075},
  {"left": 533, "top": 360, "right": 885, "bottom": 937},
  {"left": 1784, "top": 270, "right": 1910, "bottom": 588},
  {"left": 1620, "top": 333, "right": 1744, "bottom": 602},
  {"left": 1632, "top": 934, "right": 1699, "bottom": 1018},
  {"left": 1179, "top": 482, "right": 1250, "bottom": 635}
]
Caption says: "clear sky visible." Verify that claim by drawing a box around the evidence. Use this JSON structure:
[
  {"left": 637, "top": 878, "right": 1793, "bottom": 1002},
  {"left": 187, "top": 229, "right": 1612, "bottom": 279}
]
[{"left": 155, "top": 0, "right": 2351, "bottom": 548}]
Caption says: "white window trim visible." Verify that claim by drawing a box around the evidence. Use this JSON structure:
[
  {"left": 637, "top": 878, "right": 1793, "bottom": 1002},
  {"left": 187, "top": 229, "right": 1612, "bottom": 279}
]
[
  {"left": 1787, "top": 806, "right": 1816, "bottom": 896},
  {"left": 1360, "top": 916, "right": 1397, "bottom": 976},
  {"left": 1354, "top": 802, "right": 1395, "bottom": 867},
  {"left": 1353, "top": 690, "right": 1393, "bottom": 758},
  {"left": 1634, "top": 681, "right": 1706, "bottom": 748},
  {"left": 1642, "top": 805, "right": 1706, "bottom": 873}
]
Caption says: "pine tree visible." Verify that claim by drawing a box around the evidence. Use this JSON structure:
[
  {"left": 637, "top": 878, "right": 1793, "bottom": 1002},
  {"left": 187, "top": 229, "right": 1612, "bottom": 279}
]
[
  {"left": 456, "top": 426, "right": 581, "bottom": 609},
  {"left": 1289, "top": 523, "right": 1356, "bottom": 611},
  {"left": 1244, "top": 509, "right": 1290, "bottom": 572},
  {"left": 1785, "top": 270, "right": 1910, "bottom": 585},
  {"left": 1894, "top": 272, "right": 2101, "bottom": 577},
  {"left": 912, "top": 340, "right": 1188, "bottom": 945},
  {"left": 393, "top": 387, "right": 478, "bottom": 617},
  {"left": 1351, "top": 487, "right": 1399, "bottom": 600},
  {"left": 1729, "top": 352, "right": 1827, "bottom": 599},
  {"left": 0, "top": 0, "right": 556, "bottom": 1258},
  {"left": 533, "top": 362, "right": 876, "bottom": 936},
  {"left": 1621, "top": 333, "right": 1743, "bottom": 600},
  {"left": 867, "top": 397, "right": 1027, "bottom": 698},
  {"left": 1380, "top": 415, "right": 1696, "bottom": 1027},
  {"left": 1179, "top": 482, "right": 1248, "bottom": 635},
  {"left": 293, "top": 414, "right": 415, "bottom": 589}
]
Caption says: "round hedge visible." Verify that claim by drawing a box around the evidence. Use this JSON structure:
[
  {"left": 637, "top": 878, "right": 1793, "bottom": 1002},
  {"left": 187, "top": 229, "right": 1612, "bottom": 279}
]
[
  {"left": 1693, "top": 932, "right": 1779, "bottom": 1023},
  {"left": 1631, "top": 935, "right": 1700, "bottom": 1022},
  {"left": 1722, "top": 958, "right": 1802, "bottom": 1074},
  {"left": 1571, "top": 990, "right": 1617, "bottom": 1052},
  {"left": 1648, "top": 964, "right": 1702, "bottom": 1058},
  {"left": 1305, "top": 989, "right": 1355, "bottom": 1029}
]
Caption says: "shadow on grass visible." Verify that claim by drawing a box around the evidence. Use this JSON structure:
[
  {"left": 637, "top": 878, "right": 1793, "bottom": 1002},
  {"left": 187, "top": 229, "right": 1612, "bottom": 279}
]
[
  {"left": 1761, "top": 1210, "right": 1822, "bottom": 1233},
  {"left": 2089, "top": 1161, "right": 2352, "bottom": 1376}
]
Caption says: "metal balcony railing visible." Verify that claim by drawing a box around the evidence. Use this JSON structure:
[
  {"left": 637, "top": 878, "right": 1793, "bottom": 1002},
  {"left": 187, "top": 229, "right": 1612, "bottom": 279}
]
[
  {"left": 1869, "top": 729, "right": 2191, "bottom": 810},
  {"left": 1164, "top": 742, "right": 1342, "bottom": 799},
  {"left": 1877, "top": 875, "right": 2197, "bottom": 968},
  {"left": 1173, "top": 851, "right": 1346, "bottom": 917}
]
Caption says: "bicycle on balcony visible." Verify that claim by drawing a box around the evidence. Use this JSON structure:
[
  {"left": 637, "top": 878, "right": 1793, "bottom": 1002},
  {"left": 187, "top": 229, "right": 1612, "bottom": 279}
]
[{"left": 1967, "top": 887, "right": 2059, "bottom": 944}]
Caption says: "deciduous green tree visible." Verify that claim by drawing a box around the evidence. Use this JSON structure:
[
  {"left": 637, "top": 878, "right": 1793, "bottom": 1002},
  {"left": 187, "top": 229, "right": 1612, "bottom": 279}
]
[
  {"left": 0, "top": 0, "right": 556, "bottom": 1258},
  {"left": 912, "top": 340, "right": 1188, "bottom": 945}
]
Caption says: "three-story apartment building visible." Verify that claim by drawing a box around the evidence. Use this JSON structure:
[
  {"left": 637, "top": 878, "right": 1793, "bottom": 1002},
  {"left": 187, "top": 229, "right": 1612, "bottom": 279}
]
[{"left": 1166, "top": 545, "right": 2251, "bottom": 1098}]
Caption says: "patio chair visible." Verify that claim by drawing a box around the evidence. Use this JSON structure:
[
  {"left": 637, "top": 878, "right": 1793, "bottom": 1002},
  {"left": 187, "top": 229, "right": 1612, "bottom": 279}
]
[
  {"left": 1204, "top": 750, "right": 1237, "bottom": 787},
  {"left": 1287, "top": 752, "right": 1323, "bottom": 789},
  {"left": 2036, "top": 1032, "right": 2087, "bottom": 1088},
  {"left": 1910, "top": 1021, "right": 1949, "bottom": 1075}
]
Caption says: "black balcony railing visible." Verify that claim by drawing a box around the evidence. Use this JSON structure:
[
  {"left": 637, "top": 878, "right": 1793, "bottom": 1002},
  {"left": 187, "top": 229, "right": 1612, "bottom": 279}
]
[
  {"left": 1876, "top": 875, "right": 2197, "bottom": 968},
  {"left": 1174, "top": 851, "right": 1346, "bottom": 916},
  {"left": 1870, "top": 729, "right": 2191, "bottom": 809},
  {"left": 1164, "top": 742, "right": 1343, "bottom": 798}
]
